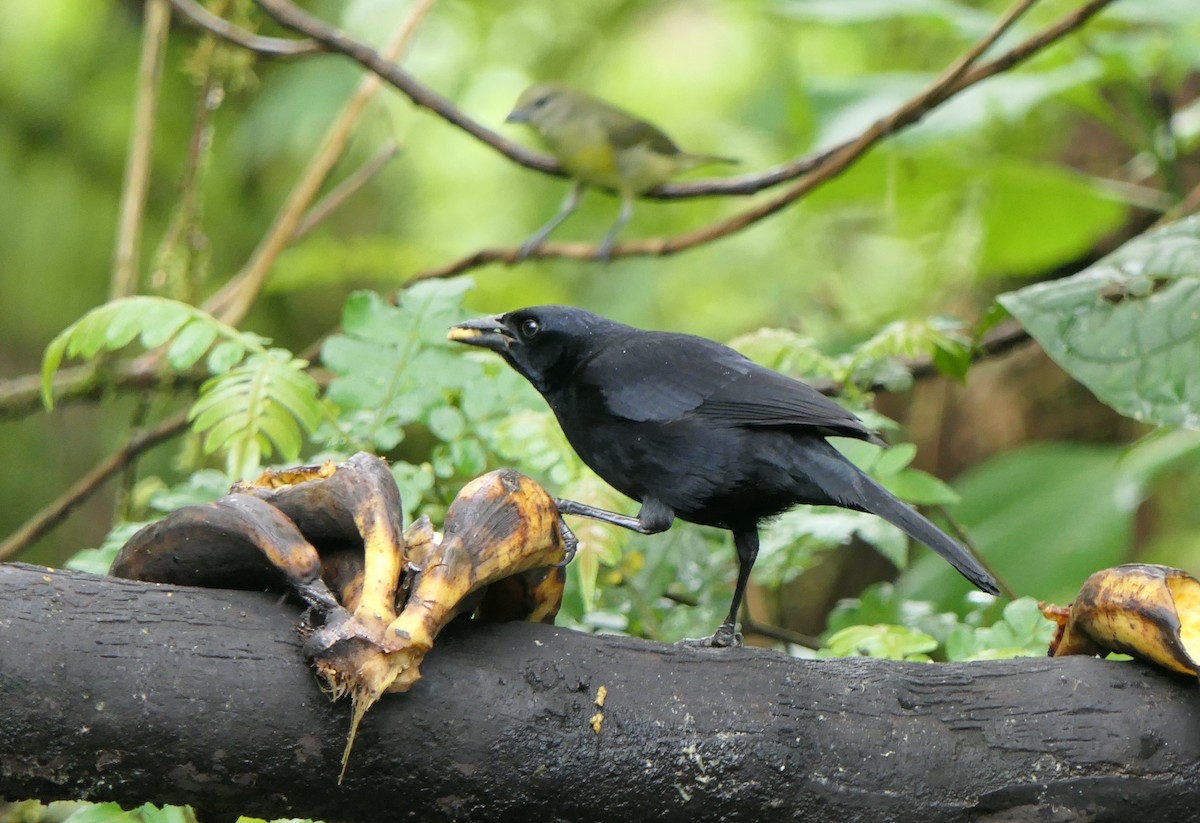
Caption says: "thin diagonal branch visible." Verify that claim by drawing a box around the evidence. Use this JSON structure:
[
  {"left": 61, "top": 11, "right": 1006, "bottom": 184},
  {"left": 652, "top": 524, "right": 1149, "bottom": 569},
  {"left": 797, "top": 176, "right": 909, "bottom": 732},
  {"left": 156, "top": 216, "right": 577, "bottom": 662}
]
[
  {"left": 293, "top": 140, "right": 402, "bottom": 240},
  {"left": 202, "top": 0, "right": 436, "bottom": 326},
  {"left": 408, "top": 0, "right": 1116, "bottom": 277},
  {"left": 168, "top": 0, "right": 323, "bottom": 56},
  {"left": 0, "top": 412, "right": 190, "bottom": 562},
  {"left": 111, "top": 0, "right": 171, "bottom": 299},
  {"left": 252, "top": 0, "right": 1115, "bottom": 207},
  {"left": 0, "top": 364, "right": 206, "bottom": 421},
  {"left": 253, "top": 0, "right": 559, "bottom": 175}
]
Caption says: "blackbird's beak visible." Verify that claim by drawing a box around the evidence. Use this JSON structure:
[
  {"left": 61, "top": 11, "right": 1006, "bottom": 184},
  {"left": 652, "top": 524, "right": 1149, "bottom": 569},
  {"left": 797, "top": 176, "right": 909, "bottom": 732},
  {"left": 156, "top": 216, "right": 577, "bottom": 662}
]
[{"left": 448, "top": 315, "right": 512, "bottom": 352}]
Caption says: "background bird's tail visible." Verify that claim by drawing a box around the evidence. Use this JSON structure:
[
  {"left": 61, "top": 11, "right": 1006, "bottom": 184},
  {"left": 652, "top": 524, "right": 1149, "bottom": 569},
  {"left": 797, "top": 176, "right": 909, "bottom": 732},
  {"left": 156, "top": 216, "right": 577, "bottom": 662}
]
[
  {"left": 811, "top": 440, "right": 1001, "bottom": 596},
  {"left": 679, "top": 152, "right": 740, "bottom": 170}
]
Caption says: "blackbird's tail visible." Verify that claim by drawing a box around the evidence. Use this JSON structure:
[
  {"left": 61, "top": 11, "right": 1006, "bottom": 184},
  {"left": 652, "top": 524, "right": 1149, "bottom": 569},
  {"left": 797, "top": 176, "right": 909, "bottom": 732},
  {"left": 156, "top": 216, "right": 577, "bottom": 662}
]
[
  {"left": 804, "top": 439, "right": 1001, "bottom": 596},
  {"left": 861, "top": 481, "right": 1000, "bottom": 595}
]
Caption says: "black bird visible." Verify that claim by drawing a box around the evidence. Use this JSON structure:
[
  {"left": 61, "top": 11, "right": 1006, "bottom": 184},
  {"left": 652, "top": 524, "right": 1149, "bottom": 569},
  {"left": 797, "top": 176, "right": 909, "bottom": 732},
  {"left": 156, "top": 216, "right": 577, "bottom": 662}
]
[{"left": 449, "top": 306, "right": 999, "bottom": 646}]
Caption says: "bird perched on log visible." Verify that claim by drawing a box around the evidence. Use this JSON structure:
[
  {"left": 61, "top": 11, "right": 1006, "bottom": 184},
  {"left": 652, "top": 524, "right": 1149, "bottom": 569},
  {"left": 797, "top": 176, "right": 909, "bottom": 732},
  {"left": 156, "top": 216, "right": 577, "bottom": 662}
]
[
  {"left": 450, "top": 306, "right": 1000, "bottom": 647},
  {"left": 505, "top": 83, "right": 736, "bottom": 261}
]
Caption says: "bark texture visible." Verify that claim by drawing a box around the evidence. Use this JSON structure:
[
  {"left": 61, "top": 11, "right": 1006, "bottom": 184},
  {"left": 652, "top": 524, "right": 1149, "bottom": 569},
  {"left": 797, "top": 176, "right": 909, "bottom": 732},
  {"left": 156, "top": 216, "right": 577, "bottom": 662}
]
[{"left": 2, "top": 562, "right": 1199, "bottom": 822}]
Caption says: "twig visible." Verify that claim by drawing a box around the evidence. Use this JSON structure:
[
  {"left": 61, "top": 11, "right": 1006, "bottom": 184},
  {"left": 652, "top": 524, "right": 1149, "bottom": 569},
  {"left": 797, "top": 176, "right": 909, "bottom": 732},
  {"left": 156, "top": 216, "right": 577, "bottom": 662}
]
[
  {"left": 293, "top": 140, "right": 402, "bottom": 240},
  {"left": 14, "top": 198, "right": 1165, "bottom": 423},
  {"left": 168, "top": 0, "right": 323, "bottom": 56},
  {"left": 408, "top": 0, "right": 1117, "bottom": 276},
  {"left": 932, "top": 504, "right": 1018, "bottom": 601},
  {"left": 662, "top": 590, "right": 822, "bottom": 648},
  {"left": 241, "top": 0, "right": 896, "bottom": 198},
  {"left": 0, "top": 413, "right": 190, "bottom": 562},
  {"left": 740, "top": 617, "right": 822, "bottom": 650},
  {"left": 253, "top": 0, "right": 560, "bottom": 174},
  {"left": 902, "top": 319, "right": 1032, "bottom": 387},
  {"left": 1154, "top": 178, "right": 1200, "bottom": 227},
  {"left": 0, "top": 364, "right": 204, "bottom": 421},
  {"left": 252, "top": 0, "right": 1113, "bottom": 212},
  {"left": 202, "top": 0, "right": 436, "bottom": 326},
  {"left": 151, "top": 16, "right": 225, "bottom": 302},
  {"left": 115, "top": 399, "right": 155, "bottom": 522},
  {"left": 110, "top": 0, "right": 171, "bottom": 299}
]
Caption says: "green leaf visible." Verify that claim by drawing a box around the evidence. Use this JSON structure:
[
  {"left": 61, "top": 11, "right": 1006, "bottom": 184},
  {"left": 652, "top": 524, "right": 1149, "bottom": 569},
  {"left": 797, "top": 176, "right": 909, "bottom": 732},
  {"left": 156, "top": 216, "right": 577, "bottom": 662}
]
[
  {"left": 931, "top": 337, "right": 972, "bottom": 382},
  {"left": 898, "top": 443, "right": 1142, "bottom": 606},
  {"left": 881, "top": 468, "right": 960, "bottom": 506},
  {"left": 166, "top": 320, "right": 221, "bottom": 370},
  {"left": 103, "top": 305, "right": 146, "bottom": 349},
  {"left": 137, "top": 302, "right": 193, "bottom": 348},
  {"left": 41, "top": 296, "right": 264, "bottom": 409},
  {"left": 207, "top": 339, "right": 247, "bottom": 374},
  {"left": 819, "top": 624, "right": 938, "bottom": 661},
  {"left": 874, "top": 442, "right": 917, "bottom": 477},
  {"left": 727, "top": 328, "right": 836, "bottom": 379},
  {"left": 998, "top": 214, "right": 1200, "bottom": 427},
  {"left": 41, "top": 335, "right": 69, "bottom": 409},
  {"left": 189, "top": 354, "right": 321, "bottom": 476},
  {"left": 427, "top": 405, "right": 466, "bottom": 441},
  {"left": 943, "top": 597, "right": 1055, "bottom": 661},
  {"left": 757, "top": 507, "right": 909, "bottom": 585}
]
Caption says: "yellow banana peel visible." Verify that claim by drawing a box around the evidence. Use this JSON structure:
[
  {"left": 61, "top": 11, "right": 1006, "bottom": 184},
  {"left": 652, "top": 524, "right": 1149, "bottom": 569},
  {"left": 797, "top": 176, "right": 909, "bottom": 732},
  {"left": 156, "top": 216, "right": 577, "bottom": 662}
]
[
  {"left": 1042, "top": 563, "right": 1200, "bottom": 677},
  {"left": 113, "top": 454, "right": 569, "bottom": 781}
]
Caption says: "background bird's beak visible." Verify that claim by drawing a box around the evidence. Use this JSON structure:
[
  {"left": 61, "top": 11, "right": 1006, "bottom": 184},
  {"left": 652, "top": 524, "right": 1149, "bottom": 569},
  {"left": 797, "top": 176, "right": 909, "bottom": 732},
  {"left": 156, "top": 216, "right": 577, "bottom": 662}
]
[
  {"left": 505, "top": 107, "right": 530, "bottom": 124},
  {"left": 448, "top": 315, "right": 512, "bottom": 352}
]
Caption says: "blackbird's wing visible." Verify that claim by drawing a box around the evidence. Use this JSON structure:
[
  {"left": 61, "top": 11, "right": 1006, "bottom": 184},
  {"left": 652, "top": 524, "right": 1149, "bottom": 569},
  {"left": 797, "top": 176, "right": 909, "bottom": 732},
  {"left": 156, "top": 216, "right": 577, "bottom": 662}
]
[
  {"left": 697, "top": 367, "right": 879, "bottom": 441},
  {"left": 586, "top": 332, "right": 878, "bottom": 441}
]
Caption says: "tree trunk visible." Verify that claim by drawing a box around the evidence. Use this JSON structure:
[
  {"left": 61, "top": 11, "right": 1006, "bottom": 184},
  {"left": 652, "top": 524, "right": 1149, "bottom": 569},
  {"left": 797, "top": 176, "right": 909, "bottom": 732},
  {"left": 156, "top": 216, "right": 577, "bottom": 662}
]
[{"left": 1, "top": 561, "right": 1198, "bottom": 822}]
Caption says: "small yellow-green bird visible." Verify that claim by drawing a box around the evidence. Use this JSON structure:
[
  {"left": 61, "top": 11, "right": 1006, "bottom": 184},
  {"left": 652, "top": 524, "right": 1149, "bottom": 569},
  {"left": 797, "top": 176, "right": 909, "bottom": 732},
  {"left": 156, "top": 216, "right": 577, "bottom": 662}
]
[{"left": 506, "top": 82, "right": 736, "bottom": 260}]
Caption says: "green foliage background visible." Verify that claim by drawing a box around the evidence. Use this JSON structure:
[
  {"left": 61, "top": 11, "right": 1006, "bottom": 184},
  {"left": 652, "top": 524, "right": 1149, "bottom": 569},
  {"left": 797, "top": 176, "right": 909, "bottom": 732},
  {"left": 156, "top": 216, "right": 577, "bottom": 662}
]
[
  {"left": 4, "top": 0, "right": 1200, "bottom": 818},
  {"left": 6, "top": 0, "right": 1200, "bottom": 624}
]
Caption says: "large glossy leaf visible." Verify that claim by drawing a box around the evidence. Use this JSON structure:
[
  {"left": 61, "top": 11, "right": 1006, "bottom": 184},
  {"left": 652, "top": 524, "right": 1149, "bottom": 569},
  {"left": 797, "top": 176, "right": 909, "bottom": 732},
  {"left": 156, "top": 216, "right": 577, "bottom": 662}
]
[
  {"left": 897, "top": 444, "right": 1140, "bottom": 606},
  {"left": 998, "top": 214, "right": 1200, "bottom": 428}
]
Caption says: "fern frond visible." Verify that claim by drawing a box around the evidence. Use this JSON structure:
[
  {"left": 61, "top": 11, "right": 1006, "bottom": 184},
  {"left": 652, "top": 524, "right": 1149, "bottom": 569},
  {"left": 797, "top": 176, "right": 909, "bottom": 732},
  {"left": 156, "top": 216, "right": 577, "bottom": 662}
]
[
  {"left": 189, "top": 351, "right": 322, "bottom": 478},
  {"left": 41, "top": 296, "right": 267, "bottom": 409}
]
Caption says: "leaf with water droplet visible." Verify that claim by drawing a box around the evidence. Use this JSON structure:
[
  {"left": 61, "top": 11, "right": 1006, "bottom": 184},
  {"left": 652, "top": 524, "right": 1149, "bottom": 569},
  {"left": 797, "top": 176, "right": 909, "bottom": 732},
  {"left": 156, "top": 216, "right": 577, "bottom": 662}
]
[{"left": 999, "top": 214, "right": 1200, "bottom": 428}]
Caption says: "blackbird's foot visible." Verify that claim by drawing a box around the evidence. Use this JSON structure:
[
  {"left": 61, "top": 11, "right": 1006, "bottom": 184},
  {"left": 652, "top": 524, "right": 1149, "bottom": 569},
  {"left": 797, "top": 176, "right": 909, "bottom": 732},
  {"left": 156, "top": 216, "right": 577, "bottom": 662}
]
[
  {"left": 553, "top": 520, "right": 580, "bottom": 567},
  {"left": 676, "top": 622, "right": 743, "bottom": 649}
]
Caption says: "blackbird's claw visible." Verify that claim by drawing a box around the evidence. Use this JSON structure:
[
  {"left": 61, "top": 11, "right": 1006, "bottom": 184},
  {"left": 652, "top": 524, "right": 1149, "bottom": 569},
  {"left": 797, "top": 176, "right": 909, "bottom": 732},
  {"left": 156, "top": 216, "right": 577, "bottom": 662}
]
[{"left": 554, "top": 520, "right": 580, "bottom": 567}]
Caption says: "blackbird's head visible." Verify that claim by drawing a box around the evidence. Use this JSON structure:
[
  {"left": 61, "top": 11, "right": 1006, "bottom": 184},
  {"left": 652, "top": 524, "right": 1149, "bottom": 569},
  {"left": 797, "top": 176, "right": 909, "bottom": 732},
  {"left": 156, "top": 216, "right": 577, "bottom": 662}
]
[{"left": 448, "top": 305, "right": 617, "bottom": 395}]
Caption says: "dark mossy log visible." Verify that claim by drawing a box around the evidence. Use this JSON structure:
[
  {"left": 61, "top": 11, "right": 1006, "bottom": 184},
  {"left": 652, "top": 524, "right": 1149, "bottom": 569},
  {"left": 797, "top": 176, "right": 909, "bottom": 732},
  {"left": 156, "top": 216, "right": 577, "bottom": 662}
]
[{"left": 2, "top": 562, "right": 1199, "bottom": 822}]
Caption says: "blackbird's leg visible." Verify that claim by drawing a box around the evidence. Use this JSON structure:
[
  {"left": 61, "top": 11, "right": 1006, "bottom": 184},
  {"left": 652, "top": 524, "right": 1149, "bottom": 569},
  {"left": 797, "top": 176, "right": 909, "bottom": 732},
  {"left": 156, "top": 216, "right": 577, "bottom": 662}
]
[
  {"left": 519, "top": 182, "right": 584, "bottom": 260},
  {"left": 679, "top": 526, "right": 759, "bottom": 649},
  {"left": 554, "top": 496, "right": 674, "bottom": 535},
  {"left": 711, "top": 527, "right": 760, "bottom": 648},
  {"left": 596, "top": 192, "right": 634, "bottom": 262}
]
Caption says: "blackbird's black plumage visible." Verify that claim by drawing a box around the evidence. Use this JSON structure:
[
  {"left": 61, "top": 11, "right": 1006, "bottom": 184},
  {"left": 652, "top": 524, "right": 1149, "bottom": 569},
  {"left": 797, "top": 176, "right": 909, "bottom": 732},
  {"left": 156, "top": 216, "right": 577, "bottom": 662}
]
[{"left": 449, "top": 305, "right": 999, "bottom": 646}]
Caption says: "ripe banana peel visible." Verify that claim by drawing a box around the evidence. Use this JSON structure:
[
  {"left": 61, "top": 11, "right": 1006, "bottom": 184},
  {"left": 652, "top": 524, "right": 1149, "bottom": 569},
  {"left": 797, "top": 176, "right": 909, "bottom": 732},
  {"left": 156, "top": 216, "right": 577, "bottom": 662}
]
[
  {"left": 1042, "top": 563, "right": 1200, "bottom": 677},
  {"left": 303, "top": 468, "right": 567, "bottom": 778},
  {"left": 110, "top": 453, "right": 568, "bottom": 780}
]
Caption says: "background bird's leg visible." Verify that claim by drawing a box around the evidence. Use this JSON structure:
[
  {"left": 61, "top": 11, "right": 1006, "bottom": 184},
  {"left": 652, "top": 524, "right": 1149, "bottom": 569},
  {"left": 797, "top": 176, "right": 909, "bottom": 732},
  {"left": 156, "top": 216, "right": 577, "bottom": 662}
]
[
  {"left": 554, "top": 497, "right": 672, "bottom": 535},
  {"left": 712, "top": 528, "right": 760, "bottom": 648},
  {"left": 519, "top": 182, "right": 584, "bottom": 260},
  {"left": 596, "top": 192, "right": 634, "bottom": 261}
]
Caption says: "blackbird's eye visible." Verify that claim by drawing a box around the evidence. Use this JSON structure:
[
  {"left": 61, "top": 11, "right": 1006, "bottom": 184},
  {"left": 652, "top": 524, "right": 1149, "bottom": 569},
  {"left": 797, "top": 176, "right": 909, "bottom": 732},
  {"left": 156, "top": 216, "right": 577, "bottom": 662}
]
[{"left": 519, "top": 318, "right": 541, "bottom": 339}]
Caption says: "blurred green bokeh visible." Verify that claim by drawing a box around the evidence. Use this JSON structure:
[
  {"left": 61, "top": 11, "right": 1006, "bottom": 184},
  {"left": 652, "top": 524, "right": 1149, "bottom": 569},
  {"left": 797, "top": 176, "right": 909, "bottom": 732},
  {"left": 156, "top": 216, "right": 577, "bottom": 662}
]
[{"left": 2, "top": 0, "right": 1199, "bottom": 591}]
